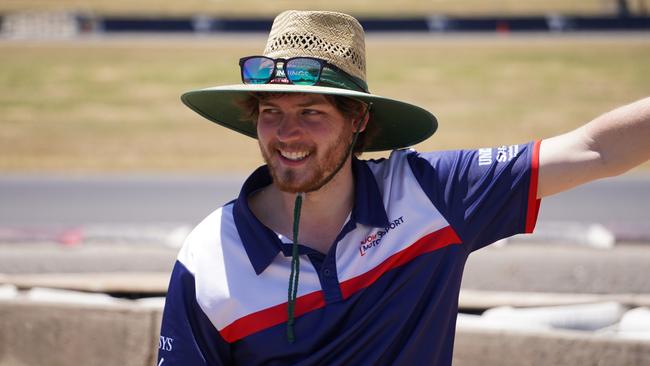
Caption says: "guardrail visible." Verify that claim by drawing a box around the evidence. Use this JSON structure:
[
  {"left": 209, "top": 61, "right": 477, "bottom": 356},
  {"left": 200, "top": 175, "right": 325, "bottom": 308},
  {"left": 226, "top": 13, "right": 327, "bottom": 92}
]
[
  {"left": 2, "top": 12, "right": 650, "bottom": 39},
  {"left": 89, "top": 14, "right": 650, "bottom": 33}
]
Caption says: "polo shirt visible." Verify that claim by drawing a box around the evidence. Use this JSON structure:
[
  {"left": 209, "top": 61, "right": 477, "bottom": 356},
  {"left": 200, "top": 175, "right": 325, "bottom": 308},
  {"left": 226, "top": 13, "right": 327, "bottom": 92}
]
[{"left": 158, "top": 140, "right": 541, "bottom": 365}]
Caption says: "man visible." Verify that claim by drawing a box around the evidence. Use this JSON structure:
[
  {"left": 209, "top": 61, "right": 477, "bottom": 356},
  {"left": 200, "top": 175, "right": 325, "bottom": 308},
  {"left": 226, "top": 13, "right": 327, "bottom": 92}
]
[{"left": 158, "top": 10, "right": 649, "bottom": 365}]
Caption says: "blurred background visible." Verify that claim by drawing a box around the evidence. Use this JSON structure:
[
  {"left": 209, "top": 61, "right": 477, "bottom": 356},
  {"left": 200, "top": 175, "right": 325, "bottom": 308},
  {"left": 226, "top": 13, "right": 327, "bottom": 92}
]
[{"left": 0, "top": 1, "right": 649, "bottom": 365}]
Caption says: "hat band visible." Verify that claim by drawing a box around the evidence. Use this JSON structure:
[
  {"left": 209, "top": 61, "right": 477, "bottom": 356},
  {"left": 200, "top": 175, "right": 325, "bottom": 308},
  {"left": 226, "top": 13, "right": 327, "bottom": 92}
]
[
  {"left": 268, "top": 66, "right": 368, "bottom": 93},
  {"left": 317, "top": 67, "right": 368, "bottom": 93}
]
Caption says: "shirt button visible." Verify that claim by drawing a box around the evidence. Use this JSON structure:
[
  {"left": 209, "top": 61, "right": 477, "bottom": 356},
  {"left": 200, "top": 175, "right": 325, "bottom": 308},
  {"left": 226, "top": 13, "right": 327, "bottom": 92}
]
[{"left": 323, "top": 268, "right": 331, "bottom": 277}]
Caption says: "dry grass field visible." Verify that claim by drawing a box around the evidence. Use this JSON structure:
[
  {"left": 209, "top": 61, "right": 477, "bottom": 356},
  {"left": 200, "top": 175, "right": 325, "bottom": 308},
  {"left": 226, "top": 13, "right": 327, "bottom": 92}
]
[
  {"left": 0, "top": 0, "right": 638, "bottom": 16},
  {"left": 1, "top": 35, "right": 649, "bottom": 173}
]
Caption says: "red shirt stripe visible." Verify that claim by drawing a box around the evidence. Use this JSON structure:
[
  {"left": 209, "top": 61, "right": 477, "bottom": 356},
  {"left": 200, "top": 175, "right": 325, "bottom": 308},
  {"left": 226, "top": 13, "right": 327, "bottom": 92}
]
[
  {"left": 525, "top": 139, "right": 542, "bottom": 233},
  {"left": 219, "top": 226, "right": 462, "bottom": 343}
]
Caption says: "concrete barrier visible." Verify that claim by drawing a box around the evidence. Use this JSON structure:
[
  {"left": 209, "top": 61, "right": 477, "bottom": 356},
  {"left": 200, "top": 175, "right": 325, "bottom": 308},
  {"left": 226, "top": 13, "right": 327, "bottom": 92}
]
[
  {"left": 2, "top": 292, "right": 649, "bottom": 365},
  {"left": 0, "top": 272, "right": 170, "bottom": 295},
  {"left": 481, "top": 302, "right": 627, "bottom": 331},
  {"left": 0, "top": 298, "right": 161, "bottom": 366},
  {"left": 454, "top": 326, "right": 650, "bottom": 366},
  {"left": 617, "top": 307, "right": 650, "bottom": 340},
  {"left": 460, "top": 289, "right": 650, "bottom": 309}
]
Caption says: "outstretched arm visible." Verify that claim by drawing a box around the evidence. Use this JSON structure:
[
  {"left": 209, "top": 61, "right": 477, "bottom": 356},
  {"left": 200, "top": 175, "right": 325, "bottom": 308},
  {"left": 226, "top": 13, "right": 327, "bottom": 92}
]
[{"left": 538, "top": 97, "right": 650, "bottom": 198}]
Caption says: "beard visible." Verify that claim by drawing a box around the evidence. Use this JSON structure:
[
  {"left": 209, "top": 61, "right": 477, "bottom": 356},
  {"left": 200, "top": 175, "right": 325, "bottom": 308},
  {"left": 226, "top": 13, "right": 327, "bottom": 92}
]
[{"left": 260, "top": 128, "right": 353, "bottom": 194}]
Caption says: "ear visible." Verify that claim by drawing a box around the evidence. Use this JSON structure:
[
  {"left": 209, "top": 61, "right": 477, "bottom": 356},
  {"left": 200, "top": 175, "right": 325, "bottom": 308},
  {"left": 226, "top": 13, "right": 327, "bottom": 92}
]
[{"left": 352, "top": 112, "right": 369, "bottom": 133}]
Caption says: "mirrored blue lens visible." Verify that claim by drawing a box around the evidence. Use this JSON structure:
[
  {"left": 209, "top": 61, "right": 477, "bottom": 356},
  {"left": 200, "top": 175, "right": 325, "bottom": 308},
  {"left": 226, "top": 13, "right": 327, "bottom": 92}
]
[
  {"left": 242, "top": 57, "right": 275, "bottom": 84},
  {"left": 286, "top": 58, "right": 321, "bottom": 85}
]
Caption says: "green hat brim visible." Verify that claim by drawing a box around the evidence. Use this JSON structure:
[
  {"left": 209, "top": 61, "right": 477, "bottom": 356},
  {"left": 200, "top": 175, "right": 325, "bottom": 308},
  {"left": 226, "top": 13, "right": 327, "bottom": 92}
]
[{"left": 181, "top": 84, "right": 437, "bottom": 152}]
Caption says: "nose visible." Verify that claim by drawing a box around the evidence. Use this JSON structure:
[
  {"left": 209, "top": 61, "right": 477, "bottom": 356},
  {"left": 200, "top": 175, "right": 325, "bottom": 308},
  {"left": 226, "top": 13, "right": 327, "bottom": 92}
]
[{"left": 276, "top": 114, "right": 303, "bottom": 142}]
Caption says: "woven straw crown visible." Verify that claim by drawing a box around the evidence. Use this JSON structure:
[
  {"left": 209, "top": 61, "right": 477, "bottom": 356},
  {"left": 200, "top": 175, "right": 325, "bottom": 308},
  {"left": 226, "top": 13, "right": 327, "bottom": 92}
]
[
  {"left": 263, "top": 10, "right": 367, "bottom": 84},
  {"left": 180, "top": 10, "right": 438, "bottom": 152}
]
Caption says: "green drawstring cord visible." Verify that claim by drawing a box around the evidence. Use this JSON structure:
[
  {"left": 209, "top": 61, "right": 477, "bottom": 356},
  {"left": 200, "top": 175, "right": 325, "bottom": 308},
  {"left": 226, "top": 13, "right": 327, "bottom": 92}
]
[
  {"left": 286, "top": 101, "right": 372, "bottom": 343},
  {"left": 287, "top": 192, "right": 303, "bottom": 343}
]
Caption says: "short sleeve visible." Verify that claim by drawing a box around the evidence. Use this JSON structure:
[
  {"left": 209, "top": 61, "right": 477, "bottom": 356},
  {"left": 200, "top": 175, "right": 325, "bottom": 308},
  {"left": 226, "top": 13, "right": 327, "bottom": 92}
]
[
  {"left": 406, "top": 140, "right": 541, "bottom": 252},
  {"left": 158, "top": 261, "right": 232, "bottom": 365}
]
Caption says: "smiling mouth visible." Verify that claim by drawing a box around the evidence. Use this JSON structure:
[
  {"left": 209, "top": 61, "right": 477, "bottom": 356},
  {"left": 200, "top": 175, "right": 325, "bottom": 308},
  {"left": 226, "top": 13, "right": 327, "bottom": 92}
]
[{"left": 279, "top": 149, "right": 310, "bottom": 161}]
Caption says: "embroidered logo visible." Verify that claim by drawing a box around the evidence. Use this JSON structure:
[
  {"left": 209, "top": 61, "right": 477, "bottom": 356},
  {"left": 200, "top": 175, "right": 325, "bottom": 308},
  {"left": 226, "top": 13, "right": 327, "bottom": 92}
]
[
  {"left": 496, "top": 144, "right": 519, "bottom": 163},
  {"left": 159, "top": 335, "right": 174, "bottom": 352},
  {"left": 478, "top": 145, "right": 520, "bottom": 166},
  {"left": 478, "top": 148, "right": 492, "bottom": 166},
  {"left": 359, "top": 216, "right": 405, "bottom": 256}
]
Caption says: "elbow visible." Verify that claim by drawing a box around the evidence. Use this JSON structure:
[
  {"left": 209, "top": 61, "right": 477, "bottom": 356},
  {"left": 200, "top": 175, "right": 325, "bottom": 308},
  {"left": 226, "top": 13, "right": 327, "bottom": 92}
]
[
  {"left": 589, "top": 139, "right": 644, "bottom": 179},
  {"left": 581, "top": 125, "right": 635, "bottom": 179}
]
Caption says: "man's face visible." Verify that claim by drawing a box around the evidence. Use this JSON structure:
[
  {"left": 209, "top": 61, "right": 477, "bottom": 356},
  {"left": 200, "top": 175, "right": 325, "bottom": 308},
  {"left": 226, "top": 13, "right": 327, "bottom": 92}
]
[{"left": 256, "top": 93, "right": 355, "bottom": 193}]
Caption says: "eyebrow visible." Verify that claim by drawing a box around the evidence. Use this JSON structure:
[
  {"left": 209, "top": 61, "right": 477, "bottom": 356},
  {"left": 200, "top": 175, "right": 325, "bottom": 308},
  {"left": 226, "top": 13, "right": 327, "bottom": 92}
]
[{"left": 260, "top": 96, "right": 328, "bottom": 108}]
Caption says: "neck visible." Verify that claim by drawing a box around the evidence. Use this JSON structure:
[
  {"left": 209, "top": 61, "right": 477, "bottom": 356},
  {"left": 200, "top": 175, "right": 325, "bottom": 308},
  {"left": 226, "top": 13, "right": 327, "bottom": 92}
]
[
  {"left": 250, "top": 158, "right": 356, "bottom": 254},
  {"left": 279, "top": 160, "right": 354, "bottom": 220}
]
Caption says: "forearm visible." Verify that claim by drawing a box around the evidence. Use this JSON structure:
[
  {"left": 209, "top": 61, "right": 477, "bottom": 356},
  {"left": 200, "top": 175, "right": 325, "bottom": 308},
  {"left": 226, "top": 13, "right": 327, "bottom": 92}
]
[{"left": 538, "top": 97, "right": 650, "bottom": 198}]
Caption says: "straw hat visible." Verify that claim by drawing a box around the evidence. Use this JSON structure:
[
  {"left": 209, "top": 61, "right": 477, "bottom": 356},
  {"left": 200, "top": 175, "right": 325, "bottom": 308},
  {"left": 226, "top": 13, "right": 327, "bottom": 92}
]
[{"left": 181, "top": 10, "right": 437, "bottom": 152}]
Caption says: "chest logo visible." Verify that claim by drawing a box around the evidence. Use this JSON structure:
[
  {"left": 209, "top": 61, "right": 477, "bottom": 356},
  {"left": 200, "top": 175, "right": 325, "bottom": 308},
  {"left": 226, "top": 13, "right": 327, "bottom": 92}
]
[{"left": 359, "top": 216, "right": 405, "bottom": 256}]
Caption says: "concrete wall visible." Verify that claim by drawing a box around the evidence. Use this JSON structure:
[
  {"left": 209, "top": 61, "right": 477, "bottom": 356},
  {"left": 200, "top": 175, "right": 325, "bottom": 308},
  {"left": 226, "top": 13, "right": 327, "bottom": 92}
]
[
  {"left": 0, "top": 299, "right": 161, "bottom": 366},
  {"left": 1, "top": 296, "right": 649, "bottom": 366},
  {"left": 454, "top": 327, "right": 650, "bottom": 366}
]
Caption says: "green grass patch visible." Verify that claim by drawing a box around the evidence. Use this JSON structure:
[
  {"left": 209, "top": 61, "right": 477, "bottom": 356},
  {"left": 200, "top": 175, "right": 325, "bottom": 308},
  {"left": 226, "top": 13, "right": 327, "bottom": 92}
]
[{"left": 1, "top": 36, "right": 649, "bottom": 173}]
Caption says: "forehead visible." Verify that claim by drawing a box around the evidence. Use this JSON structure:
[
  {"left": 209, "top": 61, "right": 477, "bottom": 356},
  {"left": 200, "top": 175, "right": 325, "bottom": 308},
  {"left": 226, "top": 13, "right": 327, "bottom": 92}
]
[{"left": 258, "top": 93, "right": 333, "bottom": 107}]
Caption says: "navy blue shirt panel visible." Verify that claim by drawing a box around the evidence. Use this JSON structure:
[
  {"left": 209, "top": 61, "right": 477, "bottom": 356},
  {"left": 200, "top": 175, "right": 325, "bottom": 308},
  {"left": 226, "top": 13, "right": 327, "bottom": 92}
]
[
  {"left": 230, "top": 244, "right": 466, "bottom": 366},
  {"left": 158, "top": 261, "right": 231, "bottom": 365},
  {"left": 407, "top": 142, "right": 538, "bottom": 252}
]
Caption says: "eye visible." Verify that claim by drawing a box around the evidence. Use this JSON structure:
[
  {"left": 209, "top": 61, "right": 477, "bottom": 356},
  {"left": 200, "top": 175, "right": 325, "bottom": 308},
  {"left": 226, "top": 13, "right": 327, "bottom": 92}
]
[
  {"left": 260, "top": 107, "right": 280, "bottom": 115},
  {"left": 302, "top": 109, "right": 322, "bottom": 116}
]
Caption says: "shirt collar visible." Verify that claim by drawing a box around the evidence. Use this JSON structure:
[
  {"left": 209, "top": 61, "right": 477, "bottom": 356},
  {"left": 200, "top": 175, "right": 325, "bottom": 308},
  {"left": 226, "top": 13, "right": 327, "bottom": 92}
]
[{"left": 232, "top": 158, "right": 389, "bottom": 275}]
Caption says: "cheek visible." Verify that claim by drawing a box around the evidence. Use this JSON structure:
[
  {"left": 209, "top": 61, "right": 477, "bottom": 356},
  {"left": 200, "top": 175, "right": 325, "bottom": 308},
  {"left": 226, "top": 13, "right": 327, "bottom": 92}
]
[{"left": 256, "top": 119, "right": 276, "bottom": 144}]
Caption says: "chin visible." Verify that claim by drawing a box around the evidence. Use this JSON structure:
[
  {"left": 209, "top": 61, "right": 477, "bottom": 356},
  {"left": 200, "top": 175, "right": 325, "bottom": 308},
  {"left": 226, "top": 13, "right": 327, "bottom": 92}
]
[
  {"left": 273, "top": 171, "right": 326, "bottom": 194},
  {"left": 274, "top": 179, "right": 314, "bottom": 194}
]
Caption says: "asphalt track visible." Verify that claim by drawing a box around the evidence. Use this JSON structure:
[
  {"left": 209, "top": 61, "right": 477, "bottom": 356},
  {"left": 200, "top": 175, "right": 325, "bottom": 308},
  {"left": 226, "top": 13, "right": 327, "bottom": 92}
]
[
  {"left": 0, "top": 174, "right": 648, "bottom": 297},
  {"left": 0, "top": 173, "right": 648, "bottom": 228}
]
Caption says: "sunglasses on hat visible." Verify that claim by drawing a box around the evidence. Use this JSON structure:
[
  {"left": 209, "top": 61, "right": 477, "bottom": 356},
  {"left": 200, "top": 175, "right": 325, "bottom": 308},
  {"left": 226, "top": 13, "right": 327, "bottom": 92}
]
[{"left": 239, "top": 56, "right": 368, "bottom": 93}]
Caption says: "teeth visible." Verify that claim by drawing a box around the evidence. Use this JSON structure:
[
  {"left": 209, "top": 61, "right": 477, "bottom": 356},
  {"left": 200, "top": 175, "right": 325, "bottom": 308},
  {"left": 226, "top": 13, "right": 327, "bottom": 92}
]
[{"left": 280, "top": 150, "right": 309, "bottom": 161}]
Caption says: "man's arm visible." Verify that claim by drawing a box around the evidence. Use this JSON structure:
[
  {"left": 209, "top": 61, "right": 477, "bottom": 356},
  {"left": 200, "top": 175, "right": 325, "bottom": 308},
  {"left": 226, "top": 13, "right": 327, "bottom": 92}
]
[{"left": 538, "top": 97, "right": 650, "bottom": 198}]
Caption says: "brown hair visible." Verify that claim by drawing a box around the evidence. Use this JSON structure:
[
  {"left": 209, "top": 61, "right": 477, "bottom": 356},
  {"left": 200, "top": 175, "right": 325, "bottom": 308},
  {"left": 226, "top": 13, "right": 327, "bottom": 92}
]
[{"left": 238, "top": 93, "right": 375, "bottom": 155}]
